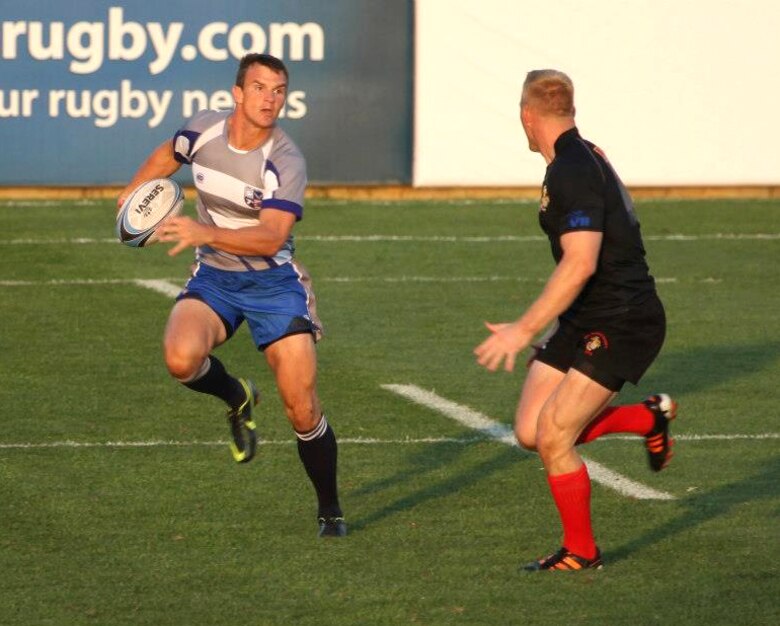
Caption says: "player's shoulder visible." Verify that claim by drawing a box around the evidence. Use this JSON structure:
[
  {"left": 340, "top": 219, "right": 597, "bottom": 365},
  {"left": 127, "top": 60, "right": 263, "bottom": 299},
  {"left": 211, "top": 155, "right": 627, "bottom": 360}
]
[
  {"left": 549, "top": 132, "right": 603, "bottom": 186},
  {"left": 554, "top": 129, "right": 595, "bottom": 164},
  {"left": 268, "top": 126, "right": 305, "bottom": 163},
  {"left": 182, "top": 108, "right": 230, "bottom": 133},
  {"left": 265, "top": 127, "right": 307, "bottom": 181}
]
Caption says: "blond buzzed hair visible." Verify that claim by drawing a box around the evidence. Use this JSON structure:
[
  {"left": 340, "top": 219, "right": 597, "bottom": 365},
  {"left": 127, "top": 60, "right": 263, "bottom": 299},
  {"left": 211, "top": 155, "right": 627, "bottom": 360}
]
[{"left": 521, "top": 70, "right": 575, "bottom": 117}]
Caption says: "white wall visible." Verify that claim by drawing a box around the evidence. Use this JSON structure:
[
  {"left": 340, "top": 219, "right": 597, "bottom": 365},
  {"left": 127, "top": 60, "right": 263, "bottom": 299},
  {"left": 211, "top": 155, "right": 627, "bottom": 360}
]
[{"left": 414, "top": 0, "right": 780, "bottom": 186}]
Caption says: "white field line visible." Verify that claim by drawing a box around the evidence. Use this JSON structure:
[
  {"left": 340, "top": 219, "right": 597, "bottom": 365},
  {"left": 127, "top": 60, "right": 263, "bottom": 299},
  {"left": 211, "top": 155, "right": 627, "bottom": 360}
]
[
  {"left": 0, "top": 233, "right": 778, "bottom": 245},
  {"left": 0, "top": 437, "right": 484, "bottom": 450},
  {"left": 133, "top": 279, "right": 181, "bottom": 298},
  {"left": 0, "top": 438, "right": 477, "bottom": 450},
  {"left": 0, "top": 237, "right": 118, "bottom": 244},
  {"left": 2, "top": 276, "right": 729, "bottom": 288},
  {"left": 0, "top": 278, "right": 133, "bottom": 286},
  {"left": 382, "top": 384, "right": 677, "bottom": 501},
  {"left": 0, "top": 200, "right": 101, "bottom": 207},
  {"left": 1, "top": 433, "right": 774, "bottom": 451}
]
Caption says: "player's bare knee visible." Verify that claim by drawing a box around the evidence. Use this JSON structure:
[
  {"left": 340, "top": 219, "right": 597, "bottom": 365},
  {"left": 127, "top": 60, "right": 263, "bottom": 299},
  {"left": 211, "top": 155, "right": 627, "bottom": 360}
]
[
  {"left": 535, "top": 430, "right": 552, "bottom": 460},
  {"left": 284, "top": 398, "right": 318, "bottom": 432},
  {"left": 536, "top": 423, "right": 580, "bottom": 469},
  {"left": 535, "top": 431, "right": 568, "bottom": 468},
  {"left": 290, "top": 411, "right": 319, "bottom": 433},
  {"left": 163, "top": 344, "right": 205, "bottom": 381},
  {"left": 165, "top": 357, "right": 197, "bottom": 381},
  {"left": 535, "top": 409, "right": 566, "bottom": 459},
  {"left": 514, "top": 423, "right": 538, "bottom": 451}
]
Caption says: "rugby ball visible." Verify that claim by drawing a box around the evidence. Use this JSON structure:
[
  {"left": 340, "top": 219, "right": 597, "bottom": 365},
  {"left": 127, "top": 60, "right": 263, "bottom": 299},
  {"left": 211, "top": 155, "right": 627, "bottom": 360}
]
[{"left": 116, "top": 178, "right": 184, "bottom": 247}]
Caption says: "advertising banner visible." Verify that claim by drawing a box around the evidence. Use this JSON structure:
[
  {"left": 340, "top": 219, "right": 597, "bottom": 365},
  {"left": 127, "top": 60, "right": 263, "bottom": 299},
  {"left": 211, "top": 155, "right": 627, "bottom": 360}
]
[{"left": 0, "top": 0, "right": 413, "bottom": 185}]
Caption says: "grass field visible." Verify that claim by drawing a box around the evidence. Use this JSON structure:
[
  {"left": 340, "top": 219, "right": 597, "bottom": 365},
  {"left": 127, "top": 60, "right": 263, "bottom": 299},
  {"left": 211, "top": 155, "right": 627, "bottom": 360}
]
[{"left": 0, "top": 197, "right": 778, "bottom": 625}]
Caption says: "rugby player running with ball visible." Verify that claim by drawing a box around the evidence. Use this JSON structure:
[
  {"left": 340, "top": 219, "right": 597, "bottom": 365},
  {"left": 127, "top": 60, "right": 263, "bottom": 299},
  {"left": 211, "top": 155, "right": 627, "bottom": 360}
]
[{"left": 118, "top": 54, "right": 346, "bottom": 538}]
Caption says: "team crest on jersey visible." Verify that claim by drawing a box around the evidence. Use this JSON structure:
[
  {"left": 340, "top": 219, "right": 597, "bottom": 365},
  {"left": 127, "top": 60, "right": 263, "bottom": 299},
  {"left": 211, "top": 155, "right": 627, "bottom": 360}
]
[
  {"left": 540, "top": 184, "right": 550, "bottom": 212},
  {"left": 583, "top": 332, "right": 609, "bottom": 355},
  {"left": 244, "top": 186, "right": 263, "bottom": 209}
]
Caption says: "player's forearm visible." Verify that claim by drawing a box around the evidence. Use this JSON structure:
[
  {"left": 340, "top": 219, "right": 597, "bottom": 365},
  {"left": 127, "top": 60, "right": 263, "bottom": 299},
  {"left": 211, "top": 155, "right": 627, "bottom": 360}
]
[
  {"left": 121, "top": 142, "right": 180, "bottom": 203},
  {"left": 129, "top": 157, "right": 179, "bottom": 186},
  {"left": 204, "top": 223, "right": 288, "bottom": 256},
  {"left": 516, "top": 258, "right": 593, "bottom": 336}
]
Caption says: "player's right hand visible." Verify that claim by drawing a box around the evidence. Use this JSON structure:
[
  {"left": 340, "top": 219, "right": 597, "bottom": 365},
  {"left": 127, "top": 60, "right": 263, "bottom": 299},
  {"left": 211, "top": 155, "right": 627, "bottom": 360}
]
[{"left": 474, "top": 321, "right": 534, "bottom": 373}]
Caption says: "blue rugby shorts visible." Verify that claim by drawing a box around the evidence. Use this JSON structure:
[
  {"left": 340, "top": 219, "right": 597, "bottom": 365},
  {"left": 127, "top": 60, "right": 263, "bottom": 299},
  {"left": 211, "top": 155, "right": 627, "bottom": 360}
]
[{"left": 176, "top": 261, "right": 322, "bottom": 350}]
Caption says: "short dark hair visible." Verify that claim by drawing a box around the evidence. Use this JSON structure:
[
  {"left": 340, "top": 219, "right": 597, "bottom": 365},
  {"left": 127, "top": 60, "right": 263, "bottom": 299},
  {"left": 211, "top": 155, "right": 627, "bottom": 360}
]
[{"left": 235, "top": 53, "right": 289, "bottom": 88}]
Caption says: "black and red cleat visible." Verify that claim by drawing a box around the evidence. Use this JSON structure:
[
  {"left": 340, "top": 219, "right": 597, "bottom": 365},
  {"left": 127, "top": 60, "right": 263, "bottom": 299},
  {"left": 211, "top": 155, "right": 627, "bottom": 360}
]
[
  {"left": 523, "top": 547, "right": 603, "bottom": 572},
  {"left": 643, "top": 393, "right": 678, "bottom": 472}
]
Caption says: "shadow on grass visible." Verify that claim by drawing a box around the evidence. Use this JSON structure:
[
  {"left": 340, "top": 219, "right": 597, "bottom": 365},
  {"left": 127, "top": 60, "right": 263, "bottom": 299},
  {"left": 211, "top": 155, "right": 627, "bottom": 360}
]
[
  {"left": 640, "top": 341, "right": 780, "bottom": 396},
  {"left": 608, "top": 454, "right": 780, "bottom": 564},
  {"left": 348, "top": 443, "right": 527, "bottom": 532},
  {"left": 345, "top": 340, "right": 779, "bottom": 535}
]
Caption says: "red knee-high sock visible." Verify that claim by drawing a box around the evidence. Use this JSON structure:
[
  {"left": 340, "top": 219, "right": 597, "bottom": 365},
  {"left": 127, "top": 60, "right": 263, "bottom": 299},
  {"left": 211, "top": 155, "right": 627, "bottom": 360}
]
[
  {"left": 547, "top": 464, "right": 597, "bottom": 559},
  {"left": 576, "top": 403, "right": 655, "bottom": 445}
]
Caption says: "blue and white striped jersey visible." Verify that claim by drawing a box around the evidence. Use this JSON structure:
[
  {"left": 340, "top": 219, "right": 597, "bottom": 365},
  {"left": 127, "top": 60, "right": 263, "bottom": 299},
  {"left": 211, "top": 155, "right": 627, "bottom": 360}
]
[{"left": 173, "top": 109, "right": 306, "bottom": 271}]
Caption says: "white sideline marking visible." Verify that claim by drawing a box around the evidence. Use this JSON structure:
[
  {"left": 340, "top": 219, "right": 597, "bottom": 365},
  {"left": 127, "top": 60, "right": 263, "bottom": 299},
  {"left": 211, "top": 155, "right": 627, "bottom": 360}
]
[
  {"left": 2, "top": 276, "right": 730, "bottom": 288},
  {"left": 645, "top": 233, "right": 780, "bottom": 241},
  {"left": 0, "top": 437, "right": 487, "bottom": 450},
  {"left": 0, "top": 237, "right": 117, "bottom": 244},
  {"left": 0, "top": 278, "right": 181, "bottom": 295},
  {"left": 0, "top": 200, "right": 100, "bottom": 207},
  {"left": 324, "top": 276, "right": 683, "bottom": 284},
  {"left": 0, "top": 233, "right": 778, "bottom": 245},
  {"left": 133, "top": 279, "right": 182, "bottom": 298},
  {"left": 0, "top": 278, "right": 131, "bottom": 286},
  {"left": 382, "top": 384, "right": 676, "bottom": 501},
  {"left": 301, "top": 235, "right": 548, "bottom": 242},
  {"left": 0, "top": 433, "right": 775, "bottom": 451}
]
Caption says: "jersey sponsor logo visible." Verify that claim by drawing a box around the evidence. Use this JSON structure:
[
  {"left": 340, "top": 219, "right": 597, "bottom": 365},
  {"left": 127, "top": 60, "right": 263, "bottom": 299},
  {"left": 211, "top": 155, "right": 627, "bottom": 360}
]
[
  {"left": 566, "top": 209, "right": 592, "bottom": 229},
  {"left": 583, "top": 331, "right": 609, "bottom": 355},
  {"left": 540, "top": 184, "right": 550, "bottom": 212}
]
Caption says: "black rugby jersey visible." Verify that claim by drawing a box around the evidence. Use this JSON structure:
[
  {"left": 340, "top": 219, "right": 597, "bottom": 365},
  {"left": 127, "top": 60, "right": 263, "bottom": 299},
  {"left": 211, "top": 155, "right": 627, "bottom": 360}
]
[{"left": 538, "top": 127, "right": 657, "bottom": 321}]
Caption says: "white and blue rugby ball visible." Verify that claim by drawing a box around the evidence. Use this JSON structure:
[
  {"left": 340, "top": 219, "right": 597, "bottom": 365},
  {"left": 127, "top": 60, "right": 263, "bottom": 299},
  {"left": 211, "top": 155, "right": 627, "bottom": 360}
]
[{"left": 116, "top": 178, "right": 184, "bottom": 247}]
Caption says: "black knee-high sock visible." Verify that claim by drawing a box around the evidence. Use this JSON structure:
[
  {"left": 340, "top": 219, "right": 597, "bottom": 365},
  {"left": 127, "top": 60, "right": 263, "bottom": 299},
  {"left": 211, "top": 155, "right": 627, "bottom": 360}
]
[
  {"left": 182, "top": 355, "right": 245, "bottom": 408},
  {"left": 296, "top": 415, "right": 342, "bottom": 518}
]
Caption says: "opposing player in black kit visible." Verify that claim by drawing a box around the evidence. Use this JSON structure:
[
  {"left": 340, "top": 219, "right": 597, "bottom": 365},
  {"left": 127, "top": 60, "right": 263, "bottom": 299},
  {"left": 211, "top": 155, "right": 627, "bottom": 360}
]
[{"left": 474, "top": 70, "right": 676, "bottom": 571}]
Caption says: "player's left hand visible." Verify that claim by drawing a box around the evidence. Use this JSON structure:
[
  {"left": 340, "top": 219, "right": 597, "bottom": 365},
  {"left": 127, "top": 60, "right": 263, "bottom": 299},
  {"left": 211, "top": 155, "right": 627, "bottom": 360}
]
[
  {"left": 474, "top": 321, "right": 534, "bottom": 372},
  {"left": 157, "top": 216, "right": 213, "bottom": 256}
]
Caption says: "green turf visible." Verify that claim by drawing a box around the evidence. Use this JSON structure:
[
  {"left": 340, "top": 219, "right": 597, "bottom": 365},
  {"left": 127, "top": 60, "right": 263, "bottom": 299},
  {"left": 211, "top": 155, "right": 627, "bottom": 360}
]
[{"left": 0, "top": 198, "right": 778, "bottom": 625}]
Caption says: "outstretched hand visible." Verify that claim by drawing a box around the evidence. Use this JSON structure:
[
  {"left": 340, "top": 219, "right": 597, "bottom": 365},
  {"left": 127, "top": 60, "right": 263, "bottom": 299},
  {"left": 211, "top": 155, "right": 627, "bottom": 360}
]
[{"left": 473, "top": 321, "right": 534, "bottom": 372}]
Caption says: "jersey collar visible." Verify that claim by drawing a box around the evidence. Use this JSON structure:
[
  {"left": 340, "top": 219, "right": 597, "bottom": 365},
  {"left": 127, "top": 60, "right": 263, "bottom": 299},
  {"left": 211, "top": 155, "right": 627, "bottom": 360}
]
[{"left": 553, "top": 126, "right": 581, "bottom": 156}]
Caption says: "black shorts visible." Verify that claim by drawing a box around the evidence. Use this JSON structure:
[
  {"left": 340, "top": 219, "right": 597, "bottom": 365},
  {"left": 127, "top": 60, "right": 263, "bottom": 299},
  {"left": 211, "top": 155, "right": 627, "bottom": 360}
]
[{"left": 534, "top": 295, "right": 666, "bottom": 391}]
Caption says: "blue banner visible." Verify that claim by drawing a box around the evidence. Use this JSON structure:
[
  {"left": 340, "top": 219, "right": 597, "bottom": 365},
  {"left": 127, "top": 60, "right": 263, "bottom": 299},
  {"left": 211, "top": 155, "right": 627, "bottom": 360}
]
[{"left": 0, "top": 0, "right": 412, "bottom": 185}]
